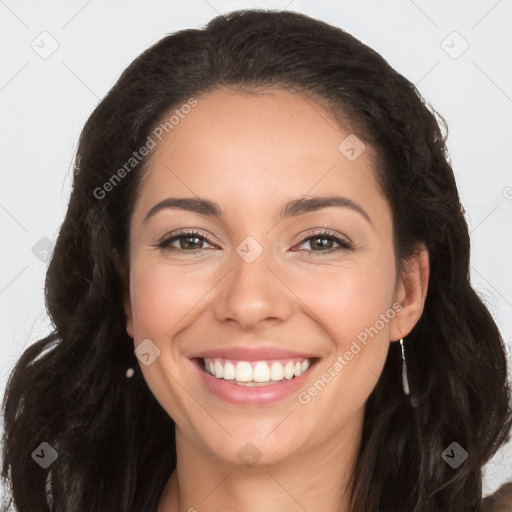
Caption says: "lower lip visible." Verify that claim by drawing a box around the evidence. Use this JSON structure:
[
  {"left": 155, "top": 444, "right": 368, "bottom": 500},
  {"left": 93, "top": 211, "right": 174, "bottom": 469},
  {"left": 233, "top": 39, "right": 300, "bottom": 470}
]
[{"left": 193, "top": 358, "right": 317, "bottom": 406}]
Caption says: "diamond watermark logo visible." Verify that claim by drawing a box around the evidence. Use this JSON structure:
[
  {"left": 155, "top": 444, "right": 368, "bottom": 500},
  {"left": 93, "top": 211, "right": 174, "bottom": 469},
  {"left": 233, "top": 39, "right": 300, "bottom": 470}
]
[
  {"left": 236, "top": 442, "right": 262, "bottom": 467},
  {"left": 31, "top": 31, "right": 59, "bottom": 59},
  {"left": 134, "top": 338, "right": 161, "bottom": 366},
  {"left": 442, "top": 442, "right": 468, "bottom": 468},
  {"left": 441, "top": 31, "right": 469, "bottom": 59},
  {"left": 236, "top": 236, "right": 263, "bottom": 264},
  {"left": 338, "top": 134, "right": 366, "bottom": 161},
  {"left": 32, "top": 237, "right": 55, "bottom": 263},
  {"left": 32, "top": 441, "right": 58, "bottom": 469}
]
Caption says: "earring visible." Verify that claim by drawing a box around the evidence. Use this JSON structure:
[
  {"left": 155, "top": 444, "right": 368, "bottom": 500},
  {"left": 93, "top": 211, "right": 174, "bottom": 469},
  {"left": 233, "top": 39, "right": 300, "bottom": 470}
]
[{"left": 399, "top": 338, "right": 410, "bottom": 396}]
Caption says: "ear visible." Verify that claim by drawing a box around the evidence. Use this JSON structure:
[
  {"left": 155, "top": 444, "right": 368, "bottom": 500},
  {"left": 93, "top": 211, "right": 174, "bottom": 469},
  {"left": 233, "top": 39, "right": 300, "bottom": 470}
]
[
  {"left": 389, "top": 243, "right": 429, "bottom": 342},
  {"left": 113, "top": 248, "right": 134, "bottom": 339}
]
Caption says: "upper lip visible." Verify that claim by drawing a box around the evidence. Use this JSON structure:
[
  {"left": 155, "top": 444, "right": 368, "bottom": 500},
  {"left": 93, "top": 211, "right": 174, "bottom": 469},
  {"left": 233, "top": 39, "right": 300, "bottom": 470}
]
[{"left": 188, "top": 347, "right": 318, "bottom": 361}]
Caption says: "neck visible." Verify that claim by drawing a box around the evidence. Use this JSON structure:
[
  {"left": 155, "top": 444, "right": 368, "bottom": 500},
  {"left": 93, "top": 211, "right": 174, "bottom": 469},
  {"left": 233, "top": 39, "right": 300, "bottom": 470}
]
[{"left": 158, "top": 414, "right": 362, "bottom": 512}]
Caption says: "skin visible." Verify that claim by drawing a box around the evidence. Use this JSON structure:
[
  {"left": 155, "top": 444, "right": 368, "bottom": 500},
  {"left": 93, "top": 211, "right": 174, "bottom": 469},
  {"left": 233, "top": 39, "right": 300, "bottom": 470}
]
[{"left": 120, "top": 88, "right": 429, "bottom": 512}]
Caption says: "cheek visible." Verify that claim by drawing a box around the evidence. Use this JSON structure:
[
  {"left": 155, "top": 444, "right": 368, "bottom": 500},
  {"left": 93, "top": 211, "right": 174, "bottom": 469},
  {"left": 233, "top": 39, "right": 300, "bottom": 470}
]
[
  {"left": 291, "top": 262, "right": 396, "bottom": 427},
  {"left": 130, "top": 250, "right": 397, "bottom": 347},
  {"left": 289, "top": 256, "right": 397, "bottom": 349},
  {"left": 129, "top": 262, "right": 209, "bottom": 340}
]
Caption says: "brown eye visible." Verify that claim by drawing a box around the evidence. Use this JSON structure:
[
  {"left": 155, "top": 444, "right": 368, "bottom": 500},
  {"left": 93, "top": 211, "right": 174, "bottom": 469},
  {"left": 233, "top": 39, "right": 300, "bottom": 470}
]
[
  {"left": 155, "top": 230, "right": 217, "bottom": 253},
  {"left": 295, "top": 230, "right": 353, "bottom": 255},
  {"left": 174, "top": 234, "right": 203, "bottom": 250},
  {"left": 307, "top": 236, "right": 336, "bottom": 251}
]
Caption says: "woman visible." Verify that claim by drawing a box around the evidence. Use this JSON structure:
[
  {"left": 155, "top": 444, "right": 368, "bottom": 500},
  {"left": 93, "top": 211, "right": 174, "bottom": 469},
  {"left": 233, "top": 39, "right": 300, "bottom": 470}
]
[{"left": 1, "top": 9, "right": 511, "bottom": 512}]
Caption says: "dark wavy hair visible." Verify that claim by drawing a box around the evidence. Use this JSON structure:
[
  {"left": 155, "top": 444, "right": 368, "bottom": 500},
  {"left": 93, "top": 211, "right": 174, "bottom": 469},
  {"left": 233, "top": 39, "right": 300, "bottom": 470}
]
[{"left": 2, "top": 8, "right": 511, "bottom": 512}]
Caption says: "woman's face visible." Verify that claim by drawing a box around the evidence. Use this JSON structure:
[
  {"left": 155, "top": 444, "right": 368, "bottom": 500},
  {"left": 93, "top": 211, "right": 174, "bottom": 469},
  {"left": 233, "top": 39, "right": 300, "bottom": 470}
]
[{"left": 123, "top": 88, "right": 424, "bottom": 467}]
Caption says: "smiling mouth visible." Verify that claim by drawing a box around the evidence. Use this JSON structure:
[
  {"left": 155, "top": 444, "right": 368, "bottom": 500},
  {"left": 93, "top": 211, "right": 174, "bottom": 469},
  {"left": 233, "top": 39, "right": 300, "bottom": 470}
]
[{"left": 198, "top": 357, "right": 317, "bottom": 387}]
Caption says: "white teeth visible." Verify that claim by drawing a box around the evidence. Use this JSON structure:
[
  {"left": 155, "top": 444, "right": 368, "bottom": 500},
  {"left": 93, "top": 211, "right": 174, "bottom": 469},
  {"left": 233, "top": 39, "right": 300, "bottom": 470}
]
[
  {"left": 270, "top": 361, "right": 284, "bottom": 381},
  {"left": 253, "top": 362, "right": 270, "bottom": 382},
  {"left": 203, "top": 357, "right": 313, "bottom": 384},
  {"left": 214, "top": 360, "right": 224, "bottom": 379},
  {"left": 223, "top": 361, "right": 236, "bottom": 380},
  {"left": 235, "top": 361, "right": 253, "bottom": 382},
  {"left": 284, "top": 362, "right": 295, "bottom": 380}
]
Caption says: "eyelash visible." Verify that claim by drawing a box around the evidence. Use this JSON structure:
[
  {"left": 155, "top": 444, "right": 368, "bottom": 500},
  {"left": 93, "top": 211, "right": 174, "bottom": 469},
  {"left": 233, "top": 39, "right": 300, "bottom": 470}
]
[{"left": 153, "top": 229, "right": 353, "bottom": 256}]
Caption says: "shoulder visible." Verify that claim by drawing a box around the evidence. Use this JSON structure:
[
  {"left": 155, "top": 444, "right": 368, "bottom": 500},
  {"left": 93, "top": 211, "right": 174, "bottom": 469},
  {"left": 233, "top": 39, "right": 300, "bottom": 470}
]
[{"left": 481, "top": 482, "right": 512, "bottom": 511}]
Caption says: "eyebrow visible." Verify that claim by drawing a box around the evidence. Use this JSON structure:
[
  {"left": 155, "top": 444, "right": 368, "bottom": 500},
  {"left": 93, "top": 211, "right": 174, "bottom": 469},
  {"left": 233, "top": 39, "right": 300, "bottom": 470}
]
[{"left": 143, "top": 195, "right": 372, "bottom": 226}]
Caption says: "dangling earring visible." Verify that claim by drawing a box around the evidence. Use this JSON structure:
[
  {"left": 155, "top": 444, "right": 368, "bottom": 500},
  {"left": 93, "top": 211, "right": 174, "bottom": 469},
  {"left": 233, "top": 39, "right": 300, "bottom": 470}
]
[{"left": 399, "top": 338, "right": 410, "bottom": 396}]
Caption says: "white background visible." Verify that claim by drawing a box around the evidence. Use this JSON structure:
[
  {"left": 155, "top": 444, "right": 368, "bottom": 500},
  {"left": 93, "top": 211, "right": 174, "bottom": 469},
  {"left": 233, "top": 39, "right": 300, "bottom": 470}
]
[{"left": 1, "top": 0, "right": 511, "bottom": 500}]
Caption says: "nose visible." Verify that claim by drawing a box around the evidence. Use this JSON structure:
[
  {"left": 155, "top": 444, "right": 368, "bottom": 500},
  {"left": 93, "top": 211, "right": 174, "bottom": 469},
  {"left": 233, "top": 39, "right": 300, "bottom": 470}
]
[{"left": 213, "top": 241, "right": 295, "bottom": 330}]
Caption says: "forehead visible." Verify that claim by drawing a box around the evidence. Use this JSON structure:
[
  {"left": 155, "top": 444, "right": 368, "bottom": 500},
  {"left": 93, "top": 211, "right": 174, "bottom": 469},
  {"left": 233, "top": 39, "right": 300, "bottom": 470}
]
[{"left": 133, "top": 87, "right": 384, "bottom": 222}]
